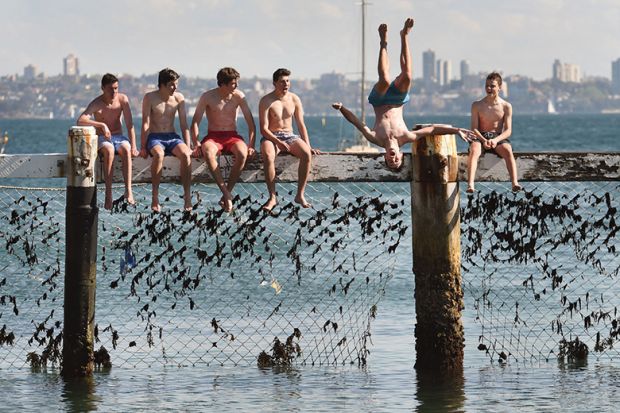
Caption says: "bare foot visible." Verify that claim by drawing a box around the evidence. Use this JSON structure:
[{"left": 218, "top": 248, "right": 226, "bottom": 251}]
[
  {"left": 124, "top": 191, "right": 136, "bottom": 206},
  {"left": 466, "top": 185, "right": 476, "bottom": 194},
  {"left": 378, "top": 23, "right": 387, "bottom": 44},
  {"left": 262, "top": 196, "right": 278, "bottom": 212},
  {"left": 401, "top": 18, "right": 414, "bottom": 36},
  {"left": 294, "top": 194, "right": 312, "bottom": 208},
  {"left": 151, "top": 204, "right": 161, "bottom": 213},
  {"left": 512, "top": 183, "right": 523, "bottom": 192},
  {"left": 219, "top": 194, "right": 233, "bottom": 213},
  {"left": 104, "top": 193, "right": 112, "bottom": 210}
]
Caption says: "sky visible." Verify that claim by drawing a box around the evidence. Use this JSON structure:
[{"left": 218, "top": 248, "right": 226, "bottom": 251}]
[{"left": 2, "top": 0, "right": 620, "bottom": 81}]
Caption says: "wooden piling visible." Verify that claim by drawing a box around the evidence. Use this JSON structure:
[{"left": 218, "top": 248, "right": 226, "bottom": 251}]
[
  {"left": 411, "top": 134, "right": 464, "bottom": 372},
  {"left": 62, "top": 126, "right": 98, "bottom": 377}
]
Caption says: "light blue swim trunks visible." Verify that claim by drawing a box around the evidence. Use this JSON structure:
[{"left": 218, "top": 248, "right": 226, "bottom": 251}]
[
  {"left": 98, "top": 135, "right": 130, "bottom": 153},
  {"left": 260, "top": 131, "right": 301, "bottom": 145},
  {"left": 147, "top": 132, "right": 184, "bottom": 156},
  {"left": 368, "top": 81, "right": 410, "bottom": 107}
]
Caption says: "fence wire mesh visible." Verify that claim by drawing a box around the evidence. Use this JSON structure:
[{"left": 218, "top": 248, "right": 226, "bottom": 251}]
[
  {"left": 0, "top": 181, "right": 407, "bottom": 369},
  {"left": 463, "top": 181, "right": 620, "bottom": 364},
  {"left": 1, "top": 178, "right": 619, "bottom": 370}
]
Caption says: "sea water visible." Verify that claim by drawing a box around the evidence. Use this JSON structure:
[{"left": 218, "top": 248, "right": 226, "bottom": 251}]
[{"left": 0, "top": 114, "right": 619, "bottom": 412}]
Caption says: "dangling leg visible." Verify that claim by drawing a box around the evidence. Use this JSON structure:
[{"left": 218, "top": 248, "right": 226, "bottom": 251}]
[
  {"left": 394, "top": 17, "right": 414, "bottom": 93},
  {"left": 371, "top": 23, "right": 391, "bottom": 96}
]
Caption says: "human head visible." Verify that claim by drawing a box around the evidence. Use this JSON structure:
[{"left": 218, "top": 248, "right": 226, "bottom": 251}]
[
  {"left": 158, "top": 67, "right": 180, "bottom": 87},
  {"left": 486, "top": 72, "right": 502, "bottom": 86},
  {"left": 101, "top": 73, "right": 119, "bottom": 99},
  {"left": 217, "top": 67, "right": 240, "bottom": 86},
  {"left": 384, "top": 142, "right": 404, "bottom": 171},
  {"left": 101, "top": 73, "right": 118, "bottom": 88},
  {"left": 272, "top": 68, "right": 291, "bottom": 84},
  {"left": 485, "top": 72, "right": 502, "bottom": 97}
]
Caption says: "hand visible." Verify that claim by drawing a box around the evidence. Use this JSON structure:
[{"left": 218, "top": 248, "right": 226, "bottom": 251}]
[
  {"left": 131, "top": 148, "right": 139, "bottom": 157},
  {"left": 191, "top": 145, "right": 202, "bottom": 158},
  {"left": 102, "top": 124, "right": 112, "bottom": 139},
  {"left": 311, "top": 147, "right": 321, "bottom": 155},
  {"left": 456, "top": 128, "right": 474, "bottom": 143},
  {"left": 139, "top": 148, "right": 148, "bottom": 159},
  {"left": 276, "top": 140, "right": 290, "bottom": 152},
  {"left": 332, "top": 102, "right": 343, "bottom": 110},
  {"left": 247, "top": 147, "right": 256, "bottom": 159},
  {"left": 488, "top": 139, "right": 498, "bottom": 149}
]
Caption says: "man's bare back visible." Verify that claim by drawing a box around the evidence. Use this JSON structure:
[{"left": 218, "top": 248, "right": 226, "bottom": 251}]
[
  {"left": 202, "top": 88, "right": 244, "bottom": 131},
  {"left": 261, "top": 91, "right": 298, "bottom": 132},
  {"left": 143, "top": 90, "right": 183, "bottom": 133}
]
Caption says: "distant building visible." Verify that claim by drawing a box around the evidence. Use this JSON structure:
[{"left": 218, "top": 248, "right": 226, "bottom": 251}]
[
  {"left": 317, "top": 72, "right": 346, "bottom": 91},
  {"left": 443, "top": 60, "right": 452, "bottom": 86},
  {"left": 23, "top": 64, "right": 38, "bottom": 80},
  {"left": 63, "top": 54, "right": 79, "bottom": 77},
  {"left": 460, "top": 60, "right": 470, "bottom": 80},
  {"left": 552, "top": 59, "right": 581, "bottom": 83},
  {"left": 436, "top": 59, "right": 444, "bottom": 86},
  {"left": 612, "top": 58, "right": 620, "bottom": 95},
  {"left": 422, "top": 49, "right": 436, "bottom": 83}
]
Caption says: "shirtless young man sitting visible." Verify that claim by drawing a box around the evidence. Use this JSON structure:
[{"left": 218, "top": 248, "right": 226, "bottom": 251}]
[
  {"left": 190, "top": 67, "right": 256, "bottom": 212},
  {"left": 333, "top": 18, "right": 474, "bottom": 168},
  {"left": 259, "top": 68, "right": 319, "bottom": 211},
  {"left": 77, "top": 73, "right": 138, "bottom": 210},
  {"left": 467, "top": 72, "right": 522, "bottom": 193},
  {"left": 139, "top": 68, "right": 193, "bottom": 212}
]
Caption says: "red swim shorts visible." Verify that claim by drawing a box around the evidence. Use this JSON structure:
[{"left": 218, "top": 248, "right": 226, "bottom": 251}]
[{"left": 201, "top": 131, "right": 245, "bottom": 154}]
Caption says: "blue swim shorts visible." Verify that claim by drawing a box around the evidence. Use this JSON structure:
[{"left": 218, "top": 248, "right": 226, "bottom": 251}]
[
  {"left": 98, "top": 135, "right": 130, "bottom": 153},
  {"left": 368, "top": 81, "right": 410, "bottom": 107},
  {"left": 147, "top": 132, "right": 184, "bottom": 156},
  {"left": 260, "top": 131, "right": 301, "bottom": 146}
]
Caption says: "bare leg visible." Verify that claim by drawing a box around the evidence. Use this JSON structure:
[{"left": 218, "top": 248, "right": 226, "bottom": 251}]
[
  {"left": 201, "top": 141, "right": 232, "bottom": 211},
  {"left": 494, "top": 144, "right": 522, "bottom": 191},
  {"left": 99, "top": 145, "right": 114, "bottom": 210},
  {"left": 261, "top": 140, "right": 278, "bottom": 211},
  {"left": 118, "top": 143, "right": 135, "bottom": 205},
  {"left": 394, "top": 18, "right": 414, "bottom": 92},
  {"left": 226, "top": 141, "right": 248, "bottom": 194},
  {"left": 150, "top": 146, "right": 165, "bottom": 212},
  {"left": 372, "top": 23, "right": 390, "bottom": 96},
  {"left": 466, "top": 142, "right": 482, "bottom": 193},
  {"left": 173, "top": 143, "right": 193, "bottom": 211},
  {"left": 288, "top": 139, "right": 312, "bottom": 208}
]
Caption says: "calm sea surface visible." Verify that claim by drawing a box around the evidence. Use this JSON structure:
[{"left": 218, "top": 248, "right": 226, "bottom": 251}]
[{"left": 0, "top": 114, "right": 619, "bottom": 412}]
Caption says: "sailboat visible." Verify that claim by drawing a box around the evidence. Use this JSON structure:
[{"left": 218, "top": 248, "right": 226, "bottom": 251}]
[{"left": 342, "top": 0, "right": 379, "bottom": 153}]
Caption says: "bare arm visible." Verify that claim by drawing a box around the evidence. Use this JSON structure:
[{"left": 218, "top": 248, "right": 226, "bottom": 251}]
[
  {"left": 177, "top": 94, "right": 191, "bottom": 147},
  {"left": 139, "top": 95, "right": 150, "bottom": 158},
  {"left": 120, "top": 95, "right": 138, "bottom": 156},
  {"left": 190, "top": 95, "right": 206, "bottom": 152},
  {"left": 77, "top": 99, "right": 111, "bottom": 138},
  {"left": 239, "top": 95, "right": 257, "bottom": 154},
  {"left": 331, "top": 102, "right": 379, "bottom": 146},
  {"left": 495, "top": 103, "right": 513, "bottom": 143},
  {"left": 294, "top": 95, "right": 319, "bottom": 154},
  {"left": 408, "top": 125, "right": 475, "bottom": 143}
]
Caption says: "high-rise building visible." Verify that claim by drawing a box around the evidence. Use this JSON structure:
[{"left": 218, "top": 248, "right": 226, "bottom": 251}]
[
  {"left": 422, "top": 49, "right": 436, "bottom": 83},
  {"left": 23, "top": 64, "right": 38, "bottom": 80},
  {"left": 552, "top": 59, "right": 581, "bottom": 83},
  {"left": 460, "top": 60, "right": 470, "bottom": 80},
  {"left": 436, "top": 59, "right": 444, "bottom": 86},
  {"left": 443, "top": 60, "right": 452, "bottom": 86},
  {"left": 612, "top": 58, "right": 620, "bottom": 95},
  {"left": 63, "top": 54, "right": 79, "bottom": 77}
]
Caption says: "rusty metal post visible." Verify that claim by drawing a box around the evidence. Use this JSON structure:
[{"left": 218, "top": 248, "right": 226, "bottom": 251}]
[
  {"left": 411, "top": 134, "right": 464, "bottom": 372},
  {"left": 62, "top": 126, "right": 98, "bottom": 377}
]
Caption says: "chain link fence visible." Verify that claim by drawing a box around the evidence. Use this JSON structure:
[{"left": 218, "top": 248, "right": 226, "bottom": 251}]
[
  {"left": 1, "top": 178, "right": 619, "bottom": 369},
  {"left": 1, "top": 181, "right": 407, "bottom": 369}
]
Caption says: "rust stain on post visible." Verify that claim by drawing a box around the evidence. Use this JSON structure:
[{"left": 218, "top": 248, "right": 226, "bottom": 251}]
[{"left": 412, "top": 134, "right": 464, "bottom": 373}]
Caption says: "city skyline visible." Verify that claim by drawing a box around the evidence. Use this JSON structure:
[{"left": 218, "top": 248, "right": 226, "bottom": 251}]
[{"left": 2, "top": 0, "right": 619, "bottom": 81}]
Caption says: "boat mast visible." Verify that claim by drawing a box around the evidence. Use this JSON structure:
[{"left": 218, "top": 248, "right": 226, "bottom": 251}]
[{"left": 360, "top": 0, "right": 369, "bottom": 146}]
